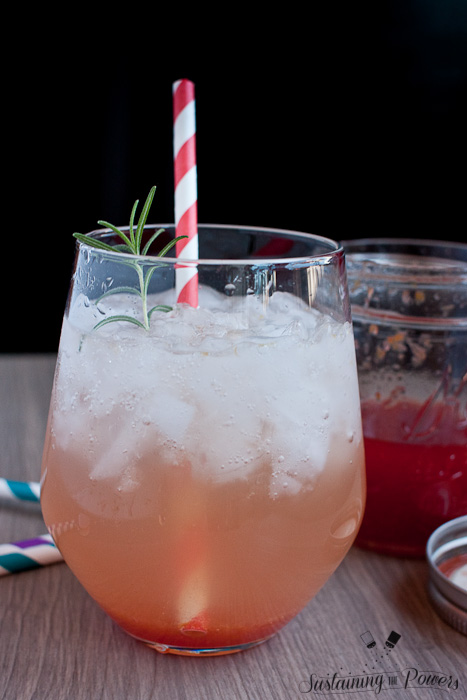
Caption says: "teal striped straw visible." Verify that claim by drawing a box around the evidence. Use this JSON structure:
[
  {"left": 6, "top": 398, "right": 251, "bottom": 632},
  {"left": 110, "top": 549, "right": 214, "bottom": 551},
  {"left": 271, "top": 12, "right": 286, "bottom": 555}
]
[
  {"left": 0, "top": 478, "right": 63, "bottom": 575},
  {"left": 0, "top": 534, "right": 63, "bottom": 576},
  {"left": 0, "top": 478, "right": 40, "bottom": 503}
]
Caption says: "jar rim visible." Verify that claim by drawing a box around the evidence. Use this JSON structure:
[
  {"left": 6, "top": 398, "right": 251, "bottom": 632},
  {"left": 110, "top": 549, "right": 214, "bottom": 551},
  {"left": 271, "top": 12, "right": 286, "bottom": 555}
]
[
  {"left": 343, "top": 238, "right": 467, "bottom": 277},
  {"left": 343, "top": 238, "right": 467, "bottom": 291}
]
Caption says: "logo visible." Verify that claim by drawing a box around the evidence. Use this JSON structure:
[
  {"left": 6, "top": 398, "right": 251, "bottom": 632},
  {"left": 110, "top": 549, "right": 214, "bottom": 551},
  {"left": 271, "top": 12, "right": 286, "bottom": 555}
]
[{"left": 299, "top": 631, "right": 460, "bottom": 696}]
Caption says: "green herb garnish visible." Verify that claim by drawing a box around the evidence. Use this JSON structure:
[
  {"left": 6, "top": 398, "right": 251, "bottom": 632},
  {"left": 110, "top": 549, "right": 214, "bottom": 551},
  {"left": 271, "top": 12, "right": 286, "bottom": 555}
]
[{"left": 73, "top": 186, "right": 186, "bottom": 330}]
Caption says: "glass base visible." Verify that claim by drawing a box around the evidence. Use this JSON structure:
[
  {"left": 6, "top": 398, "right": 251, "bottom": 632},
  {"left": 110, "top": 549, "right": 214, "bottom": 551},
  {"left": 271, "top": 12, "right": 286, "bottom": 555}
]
[{"left": 130, "top": 633, "right": 274, "bottom": 656}]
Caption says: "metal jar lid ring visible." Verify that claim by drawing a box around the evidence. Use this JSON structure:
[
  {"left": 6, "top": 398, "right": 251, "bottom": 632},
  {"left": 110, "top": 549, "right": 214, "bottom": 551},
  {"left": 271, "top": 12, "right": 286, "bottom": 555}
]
[{"left": 426, "top": 515, "right": 467, "bottom": 636}]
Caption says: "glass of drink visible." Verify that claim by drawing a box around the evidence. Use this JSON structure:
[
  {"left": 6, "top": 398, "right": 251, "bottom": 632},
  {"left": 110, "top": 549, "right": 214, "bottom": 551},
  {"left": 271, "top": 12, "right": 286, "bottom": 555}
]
[
  {"left": 41, "top": 222, "right": 365, "bottom": 656},
  {"left": 345, "top": 238, "right": 467, "bottom": 558}
]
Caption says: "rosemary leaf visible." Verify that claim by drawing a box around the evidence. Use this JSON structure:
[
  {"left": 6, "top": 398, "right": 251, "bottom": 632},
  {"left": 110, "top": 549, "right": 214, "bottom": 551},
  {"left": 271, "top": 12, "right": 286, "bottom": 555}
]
[
  {"left": 158, "top": 236, "right": 187, "bottom": 258},
  {"left": 73, "top": 233, "right": 117, "bottom": 252},
  {"left": 93, "top": 315, "right": 147, "bottom": 330},
  {"left": 129, "top": 199, "right": 138, "bottom": 249},
  {"left": 95, "top": 286, "right": 142, "bottom": 303},
  {"left": 142, "top": 228, "right": 165, "bottom": 256},
  {"left": 97, "top": 220, "right": 134, "bottom": 251},
  {"left": 135, "top": 186, "right": 156, "bottom": 253},
  {"left": 148, "top": 305, "right": 173, "bottom": 318}
]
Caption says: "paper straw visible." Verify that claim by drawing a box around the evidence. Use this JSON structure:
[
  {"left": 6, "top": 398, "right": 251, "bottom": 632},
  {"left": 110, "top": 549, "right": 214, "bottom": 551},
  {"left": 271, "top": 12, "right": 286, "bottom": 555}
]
[
  {"left": 172, "top": 80, "right": 206, "bottom": 635},
  {"left": 0, "top": 534, "right": 63, "bottom": 577},
  {"left": 0, "top": 478, "right": 40, "bottom": 503},
  {"left": 172, "top": 78, "right": 199, "bottom": 307}
]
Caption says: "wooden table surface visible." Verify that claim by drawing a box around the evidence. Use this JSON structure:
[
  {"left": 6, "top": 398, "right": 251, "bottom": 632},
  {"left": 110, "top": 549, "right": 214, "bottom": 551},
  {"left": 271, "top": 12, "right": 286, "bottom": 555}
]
[{"left": 0, "top": 354, "right": 465, "bottom": 700}]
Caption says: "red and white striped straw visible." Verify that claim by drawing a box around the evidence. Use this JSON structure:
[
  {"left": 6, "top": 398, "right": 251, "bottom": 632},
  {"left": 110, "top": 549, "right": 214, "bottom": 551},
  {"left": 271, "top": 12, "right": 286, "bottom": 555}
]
[
  {"left": 172, "top": 80, "right": 209, "bottom": 636},
  {"left": 172, "top": 79, "right": 199, "bottom": 307}
]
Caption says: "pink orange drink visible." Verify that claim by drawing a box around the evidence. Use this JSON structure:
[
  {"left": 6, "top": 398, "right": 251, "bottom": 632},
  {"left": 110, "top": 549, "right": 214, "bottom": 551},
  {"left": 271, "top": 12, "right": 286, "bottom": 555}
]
[{"left": 41, "top": 221, "right": 365, "bottom": 656}]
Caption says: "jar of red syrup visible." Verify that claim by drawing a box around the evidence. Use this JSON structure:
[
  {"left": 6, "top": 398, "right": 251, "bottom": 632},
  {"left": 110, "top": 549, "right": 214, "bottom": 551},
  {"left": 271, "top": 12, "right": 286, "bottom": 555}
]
[{"left": 344, "top": 239, "right": 467, "bottom": 557}]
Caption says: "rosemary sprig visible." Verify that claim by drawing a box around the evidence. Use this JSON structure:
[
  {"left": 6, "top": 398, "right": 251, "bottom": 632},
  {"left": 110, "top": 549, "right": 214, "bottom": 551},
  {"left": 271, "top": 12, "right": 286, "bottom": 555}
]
[{"left": 73, "top": 186, "right": 186, "bottom": 330}]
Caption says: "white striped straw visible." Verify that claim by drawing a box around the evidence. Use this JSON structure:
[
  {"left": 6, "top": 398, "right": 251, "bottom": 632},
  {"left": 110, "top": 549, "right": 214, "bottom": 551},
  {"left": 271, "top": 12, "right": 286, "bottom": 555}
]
[
  {"left": 172, "top": 79, "right": 199, "bottom": 307},
  {"left": 0, "top": 478, "right": 40, "bottom": 503},
  {"left": 0, "top": 534, "right": 63, "bottom": 577}
]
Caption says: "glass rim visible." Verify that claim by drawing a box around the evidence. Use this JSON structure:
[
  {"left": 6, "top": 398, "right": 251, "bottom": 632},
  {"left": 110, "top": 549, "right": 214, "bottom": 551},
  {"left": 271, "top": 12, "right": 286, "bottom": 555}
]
[{"left": 79, "top": 223, "right": 343, "bottom": 266}]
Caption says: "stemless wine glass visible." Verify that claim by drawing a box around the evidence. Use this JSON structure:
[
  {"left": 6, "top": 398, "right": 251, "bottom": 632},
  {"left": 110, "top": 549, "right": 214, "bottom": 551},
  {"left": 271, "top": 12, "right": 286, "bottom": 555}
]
[{"left": 41, "top": 224, "right": 365, "bottom": 656}]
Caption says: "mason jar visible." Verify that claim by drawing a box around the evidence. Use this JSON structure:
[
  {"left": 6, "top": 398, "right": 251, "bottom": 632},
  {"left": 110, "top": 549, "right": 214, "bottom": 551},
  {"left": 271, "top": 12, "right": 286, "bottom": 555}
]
[{"left": 344, "top": 238, "right": 467, "bottom": 557}]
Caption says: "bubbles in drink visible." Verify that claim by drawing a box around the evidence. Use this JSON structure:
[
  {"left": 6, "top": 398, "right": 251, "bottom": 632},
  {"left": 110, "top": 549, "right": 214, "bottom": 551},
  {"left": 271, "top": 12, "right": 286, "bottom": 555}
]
[{"left": 50, "top": 289, "right": 362, "bottom": 494}]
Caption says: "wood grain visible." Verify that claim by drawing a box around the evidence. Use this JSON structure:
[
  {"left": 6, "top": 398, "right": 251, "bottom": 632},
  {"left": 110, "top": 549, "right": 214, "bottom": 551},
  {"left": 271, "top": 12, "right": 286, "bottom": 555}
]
[{"left": 0, "top": 355, "right": 465, "bottom": 700}]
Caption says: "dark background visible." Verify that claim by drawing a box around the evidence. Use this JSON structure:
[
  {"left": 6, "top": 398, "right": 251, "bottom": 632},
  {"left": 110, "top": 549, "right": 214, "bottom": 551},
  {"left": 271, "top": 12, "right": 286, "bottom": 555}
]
[{"left": 4, "top": 2, "right": 466, "bottom": 352}]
